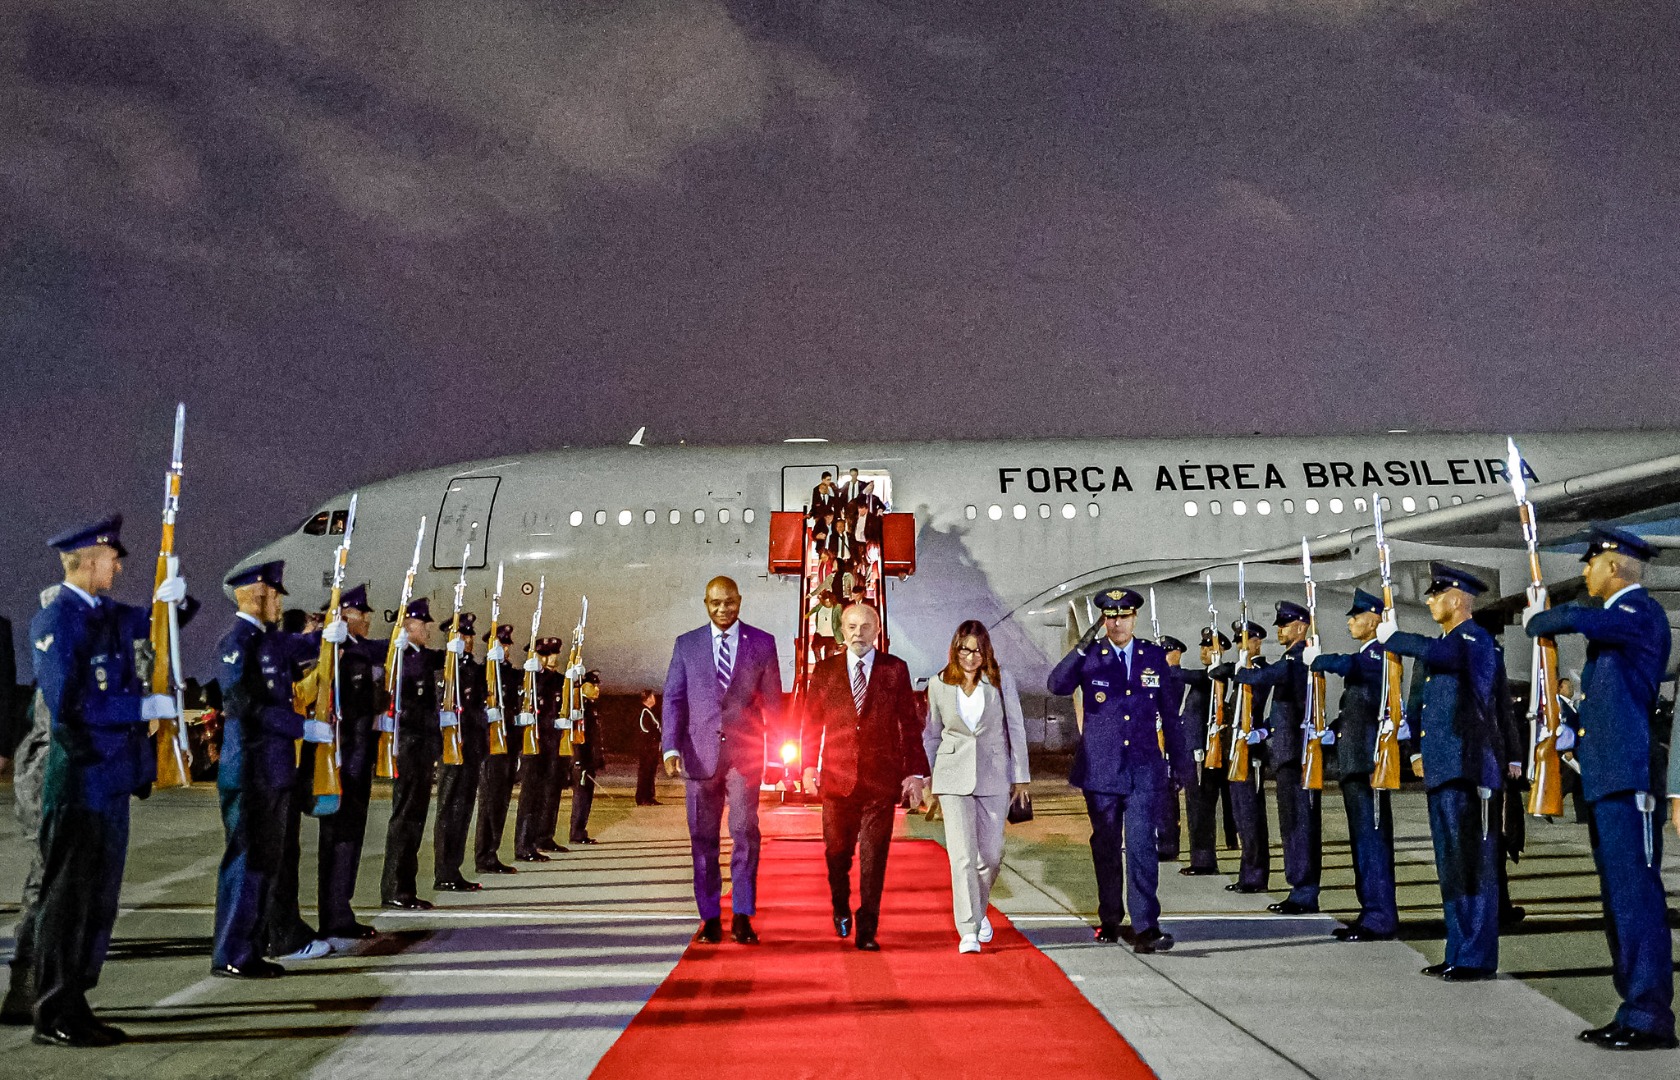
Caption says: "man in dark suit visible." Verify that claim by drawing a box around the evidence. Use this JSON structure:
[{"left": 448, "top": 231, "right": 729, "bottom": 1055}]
[
  {"left": 801, "top": 602, "right": 925, "bottom": 951},
  {"left": 663, "top": 577, "right": 784, "bottom": 945}
]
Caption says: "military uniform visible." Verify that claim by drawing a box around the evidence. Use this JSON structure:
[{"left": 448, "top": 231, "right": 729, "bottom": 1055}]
[
  {"left": 379, "top": 598, "right": 445, "bottom": 907},
  {"left": 1047, "top": 588, "right": 1193, "bottom": 949},
  {"left": 1155, "top": 637, "right": 1189, "bottom": 862},
  {"left": 433, "top": 613, "right": 487, "bottom": 890},
  {"left": 1176, "top": 651, "right": 1231, "bottom": 875},
  {"left": 316, "top": 585, "right": 384, "bottom": 939},
  {"left": 1382, "top": 563, "right": 1504, "bottom": 979},
  {"left": 474, "top": 625, "right": 524, "bottom": 874},
  {"left": 569, "top": 672, "right": 605, "bottom": 844},
  {"left": 1526, "top": 527, "right": 1675, "bottom": 1048},
  {"left": 1212, "top": 620, "right": 1273, "bottom": 893},
  {"left": 1311, "top": 589, "right": 1398, "bottom": 938},
  {"left": 513, "top": 638, "right": 566, "bottom": 860}
]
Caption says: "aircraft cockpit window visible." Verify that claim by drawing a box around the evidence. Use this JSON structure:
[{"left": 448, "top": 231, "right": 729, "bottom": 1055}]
[
  {"left": 743, "top": 508, "right": 755, "bottom": 524},
  {"left": 1232, "top": 500, "right": 1248, "bottom": 516},
  {"left": 1012, "top": 504, "right": 1027, "bottom": 521},
  {"left": 988, "top": 504, "right": 1003, "bottom": 521},
  {"left": 1061, "top": 503, "right": 1076, "bottom": 519},
  {"left": 1038, "top": 504, "right": 1051, "bottom": 520},
  {"left": 595, "top": 510, "right": 607, "bottom": 526},
  {"left": 569, "top": 511, "right": 583, "bottom": 527},
  {"left": 694, "top": 509, "right": 707, "bottom": 524},
  {"left": 1305, "top": 498, "right": 1320, "bottom": 514},
  {"left": 1402, "top": 497, "right": 1417, "bottom": 513},
  {"left": 1329, "top": 498, "right": 1345, "bottom": 513},
  {"left": 1087, "top": 503, "right": 1100, "bottom": 518},
  {"left": 301, "top": 511, "right": 330, "bottom": 535},
  {"left": 669, "top": 509, "right": 682, "bottom": 525},
  {"left": 1257, "top": 500, "right": 1272, "bottom": 515},
  {"left": 617, "top": 510, "right": 632, "bottom": 526},
  {"left": 329, "top": 510, "right": 348, "bottom": 535},
  {"left": 1209, "top": 501, "right": 1223, "bottom": 516},
  {"left": 1282, "top": 499, "right": 1296, "bottom": 514},
  {"left": 644, "top": 509, "right": 657, "bottom": 525},
  {"left": 1183, "top": 501, "right": 1199, "bottom": 517}
]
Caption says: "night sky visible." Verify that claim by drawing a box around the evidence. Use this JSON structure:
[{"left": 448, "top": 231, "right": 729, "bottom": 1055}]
[{"left": 4, "top": 0, "right": 1679, "bottom": 671}]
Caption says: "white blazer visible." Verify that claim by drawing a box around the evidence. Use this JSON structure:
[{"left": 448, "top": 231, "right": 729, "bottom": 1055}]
[{"left": 923, "top": 671, "right": 1031, "bottom": 797}]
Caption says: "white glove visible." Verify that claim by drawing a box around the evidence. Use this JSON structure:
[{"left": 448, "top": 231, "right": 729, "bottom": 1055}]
[
  {"left": 153, "top": 575, "right": 188, "bottom": 605},
  {"left": 1319, "top": 728, "right": 1337, "bottom": 747},
  {"left": 487, "top": 643, "right": 506, "bottom": 662},
  {"left": 523, "top": 657, "right": 541, "bottom": 673},
  {"left": 447, "top": 637, "right": 466, "bottom": 655},
  {"left": 1245, "top": 729, "right": 1267, "bottom": 745},
  {"left": 515, "top": 711, "right": 536, "bottom": 727},
  {"left": 1375, "top": 613, "right": 1398, "bottom": 643},
  {"left": 438, "top": 709, "right": 460, "bottom": 729},
  {"left": 555, "top": 716, "right": 573, "bottom": 731},
  {"left": 1397, "top": 720, "right": 1413, "bottom": 741},
  {"left": 486, "top": 707, "right": 503, "bottom": 725},
  {"left": 322, "top": 619, "right": 350, "bottom": 644},
  {"left": 375, "top": 714, "right": 397, "bottom": 733},
  {"left": 141, "top": 693, "right": 178, "bottom": 720},
  {"left": 566, "top": 663, "right": 586, "bottom": 681},
  {"left": 1521, "top": 594, "right": 1546, "bottom": 630},
  {"left": 1301, "top": 642, "right": 1322, "bottom": 666},
  {"left": 393, "top": 629, "right": 410, "bottom": 651},
  {"left": 303, "top": 720, "right": 333, "bottom": 744}
]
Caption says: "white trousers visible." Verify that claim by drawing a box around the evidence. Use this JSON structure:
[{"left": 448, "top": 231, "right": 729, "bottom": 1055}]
[{"left": 939, "top": 792, "right": 1008, "bottom": 936}]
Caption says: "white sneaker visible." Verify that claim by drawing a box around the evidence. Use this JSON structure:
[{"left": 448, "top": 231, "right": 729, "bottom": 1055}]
[
  {"left": 978, "top": 916, "right": 994, "bottom": 944},
  {"left": 277, "top": 939, "right": 330, "bottom": 962},
  {"left": 958, "top": 934, "right": 981, "bottom": 954}
]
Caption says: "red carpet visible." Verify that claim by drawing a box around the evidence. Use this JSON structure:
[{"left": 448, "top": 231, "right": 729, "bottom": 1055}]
[{"left": 591, "top": 819, "right": 1155, "bottom": 1080}]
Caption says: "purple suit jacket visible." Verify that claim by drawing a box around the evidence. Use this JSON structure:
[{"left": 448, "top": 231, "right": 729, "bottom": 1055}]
[{"left": 662, "top": 621, "right": 784, "bottom": 781}]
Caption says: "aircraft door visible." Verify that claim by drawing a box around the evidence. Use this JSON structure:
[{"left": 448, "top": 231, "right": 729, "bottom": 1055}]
[
  {"left": 781, "top": 464, "right": 839, "bottom": 512},
  {"left": 434, "top": 475, "right": 498, "bottom": 569}
]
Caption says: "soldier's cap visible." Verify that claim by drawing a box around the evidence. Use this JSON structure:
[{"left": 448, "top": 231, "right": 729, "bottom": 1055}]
[
  {"left": 340, "top": 584, "right": 374, "bottom": 613},
  {"left": 1231, "top": 619, "right": 1268, "bottom": 641},
  {"left": 1346, "top": 588, "right": 1385, "bottom": 617},
  {"left": 1094, "top": 587, "right": 1143, "bottom": 616},
  {"left": 1201, "top": 627, "right": 1233, "bottom": 650},
  {"left": 484, "top": 623, "right": 515, "bottom": 644},
  {"left": 1160, "top": 635, "right": 1188, "bottom": 654},
  {"left": 404, "top": 597, "right": 434, "bottom": 623},
  {"left": 226, "top": 560, "right": 288, "bottom": 595},
  {"left": 442, "top": 612, "right": 477, "bottom": 636},
  {"left": 48, "top": 513, "right": 128, "bottom": 558},
  {"left": 1582, "top": 524, "right": 1659, "bottom": 564},
  {"left": 1273, "top": 600, "right": 1311, "bottom": 627},
  {"left": 534, "top": 636, "right": 564, "bottom": 657},
  {"left": 582, "top": 670, "right": 601, "bottom": 684},
  {"left": 1424, "top": 562, "right": 1489, "bottom": 597}
]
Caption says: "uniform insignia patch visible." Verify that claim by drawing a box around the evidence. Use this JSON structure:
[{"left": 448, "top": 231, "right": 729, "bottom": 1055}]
[
  {"left": 223, "top": 651, "right": 241, "bottom": 665},
  {"left": 1094, "top": 692, "right": 1106, "bottom": 703},
  {"left": 35, "top": 634, "right": 53, "bottom": 652}
]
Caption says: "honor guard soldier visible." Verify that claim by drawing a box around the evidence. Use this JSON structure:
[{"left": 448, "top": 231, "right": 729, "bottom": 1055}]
[
  {"left": 475, "top": 623, "right": 524, "bottom": 875},
  {"left": 513, "top": 637, "right": 567, "bottom": 861},
  {"left": 1524, "top": 526, "right": 1676, "bottom": 1050},
  {"left": 213, "top": 560, "right": 317, "bottom": 979},
  {"left": 1378, "top": 562, "right": 1505, "bottom": 982},
  {"left": 29, "top": 516, "right": 192, "bottom": 1045},
  {"left": 1234, "top": 601, "right": 1323, "bottom": 915},
  {"left": 316, "top": 584, "right": 384, "bottom": 945},
  {"left": 1175, "top": 630, "right": 1232, "bottom": 877},
  {"left": 1155, "top": 636, "right": 1189, "bottom": 861},
  {"left": 1048, "top": 588, "right": 1194, "bottom": 953},
  {"left": 1213, "top": 620, "right": 1272, "bottom": 894},
  {"left": 380, "top": 598, "right": 445, "bottom": 910},
  {"left": 1306, "top": 588, "right": 1398, "bottom": 940},
  {"left": 569, "top": 671, "right": 605, "bottom": 845},
  {"left": 433, "top": 613, "right": 486, "bottom": 892}
]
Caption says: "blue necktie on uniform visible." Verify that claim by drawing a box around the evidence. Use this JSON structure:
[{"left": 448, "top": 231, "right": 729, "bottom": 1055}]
[{"left": 716, "top": 632, "right": 733, "bottom": 696}]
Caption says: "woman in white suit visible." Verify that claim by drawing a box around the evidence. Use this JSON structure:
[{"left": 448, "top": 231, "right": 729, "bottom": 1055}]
[{"left": 923, "top": 620, "right": 1031, "bottom": 953}]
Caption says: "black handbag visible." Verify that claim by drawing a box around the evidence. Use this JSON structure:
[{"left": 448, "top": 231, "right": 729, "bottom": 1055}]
[{"left": 1006, "top": 791, "right": 1034, "bottom": 824}]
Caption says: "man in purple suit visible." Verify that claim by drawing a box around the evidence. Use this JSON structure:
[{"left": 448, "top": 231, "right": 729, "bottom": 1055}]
[{"left": 663, "top": 576, "right": 785, "bottom": 945}]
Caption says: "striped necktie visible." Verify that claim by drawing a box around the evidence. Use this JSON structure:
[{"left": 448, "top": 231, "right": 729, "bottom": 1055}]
[
  {"left": 716, "top": 631, "right": 733, "bottom": 696},
  {"left": 852, "top": 657, "right": 867, "bottom": 714}
]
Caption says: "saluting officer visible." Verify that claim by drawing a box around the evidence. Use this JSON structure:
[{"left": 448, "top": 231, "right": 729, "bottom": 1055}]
[
  {"left": 380, "top": 598, "right": 445, "bottom": 910},
  {"left": 316, "top": 584, "right": 384, "bottom": 945},
  {"left": 433, "top": 612, "right": 486, "bottom": 892},
  {"left": 1048, "top": 588, "right": 1194, "bottom": 953},
  {"left": 1213, "top": 620, "right": 1272, "bottom": 894},
  {"left": 1306, "top": 588, "right": 1398, "bottom": 941},
  {"left": 514, "top": 637, "right": 566, "bottom": 861},
  {"left": 1525, "top": 526, "right": 1675, "bottom": 1051},
  {"left": 474, "top": 623, "right": 524, "bottom": 875},
  {"left": 1378, "top": 562, "right": 1506, "bottom": 982},
  {"left": 1175, "top": 630, "right": 1232, "bottom": 877},
  {"left": 29, "top": 516, "right": 191, "bottom": 1046},
  {"left": 213, "top": 560, "right": 318, "bottom": 979},
  {"left": 1234, "top": 601, "right": 1323, "bottom": 915}
]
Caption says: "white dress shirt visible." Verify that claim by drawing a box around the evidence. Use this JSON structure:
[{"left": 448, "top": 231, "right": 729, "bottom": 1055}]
[
  {"left": 62, "top": 582, "right": 99, "bottom": 609},
  {"left": 956, "top": 682, "right": 985, "bottom": 732}
]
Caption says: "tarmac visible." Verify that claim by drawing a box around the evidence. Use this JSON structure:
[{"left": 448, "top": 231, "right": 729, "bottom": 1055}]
[{"left": 0, "top": 762, "right": 1676, "bottom": 1079}]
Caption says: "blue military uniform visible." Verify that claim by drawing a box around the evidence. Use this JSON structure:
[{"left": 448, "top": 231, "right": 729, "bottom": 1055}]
[
  {"left": 1235, "top": 601, "right": 1321, "bottom": 913},
  {"left": 1174, "top": 630, "right": 1233, "bottom": 876},
  {"left": 475, "top": 623, "right": 525, "bottom": 874},
  {"left": 212, "top": 561, "right": 314, "bottom": 975},
  {"left": 1312, "top": 588, "right": 1398, "bottom": 938},
  {"left": 1382, "top": 563, "right": 1504, "bottom": 978},
  {"left": 433, "top": 612, "right": 488, "bottom": 890},
  {"left": 1048, "top": 589, "right": 1193, "bottom": 947},
  {"left": 316, "top": 586, "right": 387, "bottom": 938},
  {"left": 1526, "top": 527, "right": 1674, "bottom": 1046},
  {"left": 1211, "top": 620, "right": 1273, "bottom": 892},
  {"left": 380, "top": 598, "right": 446, "bottom": 906}
]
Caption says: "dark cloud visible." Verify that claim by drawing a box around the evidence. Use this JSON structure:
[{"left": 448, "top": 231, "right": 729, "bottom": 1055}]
[{"left": 3, "top": 0, "right": 1679, "bottom": 670}]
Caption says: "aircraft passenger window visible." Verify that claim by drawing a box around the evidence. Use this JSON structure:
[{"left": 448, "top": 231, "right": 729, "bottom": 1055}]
[
  {"left": 1354, "top": 497, "right": 1368, "bottom": 513},
  {"left": 1257, "top": 500, "right": 1271, "bottom": 516},
  {"left": 1183, "top": 501, "right": 1198, "bottom": 517},
  {"left": 569, "top": 511, "right": 583, "bottom": 527},
  {"left": 1232, "top": 500, "right": 1247, "bottom": 516},
  {"left": 669, "top": 509, "right": 681, "bottom": 525},
  {"left": 594, "top": 510, "right": 607, "bottom": 526},
  {"left": 1012, "top": 504, "right": 1027, "bottom": 520},
  {"left": 719, "top": 509, "right": 732, "bottom": 524},
  {"left": 1209, "top": 500, "right": 1222, "bottom": 516},
  {"left": 1282, "top": 499, "right": 1295, "bottom": 514},
  {"left": 743, "top": 508, "right": 755, "bottom": 524},
  {"left": 1305, "top": 498, "right": 1320, "bottom": 514},
  {"left": 1375, "top": 497, "right": 1388, "bottom": 512},
  {"left": 988, "top": 505, "right": 1002, "bottom": 521},
  {"left": 1061, "top": 503, "right": 1076, "bottom": 519},
  {"left": 617, "top": 510, "right": 632, "bottom": 526},
  {"left": 694, "top": 509, "right": 707, "bottom": 523},
  {"left": 965, "top": 505, "right": 977, "bottom": 520},
  {"left": 1402, "top": 496, "right": 1417, "bottom": 513},
  {"left": 1038, "top": 504, "right": 1051, "bottom": 520},
  {"left": 302, "top": 511, "right": 330, "bottom": 535},
  {"left": 1474, "top": 494, "right": 1486, "bottom": 501},
  {"left": 1426, "top": 496, "right": 1440, "bottom": 511},
  {"left": 1450, "top": 495, "right": 1463, "bottom": 506},
  {"left": 1329, "top": 498, "right": 1344, "bottom": 513},
  {"left": 644, "top": 509, "right": 657, "bottom": 525},
  {"left": 1087, "top": 503, "right": 1100, "bottom": 518}
]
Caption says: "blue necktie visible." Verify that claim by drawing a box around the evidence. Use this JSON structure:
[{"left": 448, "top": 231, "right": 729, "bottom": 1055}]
[{"left": 716, "top": 633, "right": 733, "bottom": 696}]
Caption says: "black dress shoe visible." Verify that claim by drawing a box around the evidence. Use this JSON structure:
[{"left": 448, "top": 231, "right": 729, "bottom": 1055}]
[
  {"left": 833, "top": 913, "right": 853, "bottom": 939},
  {"left": 855, "top": 936, "right": 881, "bottom": 952},
  {"left": 212, "top": 959, "right": 285, "bottom": 979},
  {"left": 1268, "top": 900, "right": 1319, "bottom": 915},
  {"left": 477, "top": 862, "right": 518, "bottom": 875},
  {"left": 1156, "top": 851, "right": 1180, "bottom": 862},
  {"left": 1603, "top": 1027, "right": 1679, "bottom": 1051},
  {"left": 1093, "top": 923, "right": 1135, "bottom": 944},
  {"left": 1132, "top": 929, "right": 1174, "bottom": 954},
  {"left": 515, "top": 851, "right": 551, "bottom": 863},
  {"left": 323, "top": 922, "right": 379, "bottom": 941},
  {"left": 1579, "top": 1022, "right": 1625, "bottom": 1045},
  {"left": 31, "top": 1022, "right": 111, "bottom": 1048},
  {"left": 536, "top": 839, "right": 565, "bottom": 852},
  {"left": 1499, "top": 905, "right": 1527, "bottom": 928},
  {"left": 731, "top": 915, "right": 759, "bottom": 944},
  {"left": 694, "top": 918, "right": 723, "bottom": 944},
  {"left": 381, "top": 896, "right": 434, "bottom": 911},
  {"left": 433, "top": 878, "right": 483, "bottom": 892},
  {"left": 1178, "top": 866, "right": 1219, "bottom": 876},
  {"left": 1420, "top": 962, "right": 1452, "bottom": 978},
  {"left": 572, "top": 836, "right": 600, "bottom": 845},
  {"left": 1440, "top": 965, "right": 1496, "bottom": 982},
  {"left": 1225, "top": 883, "right": 1266, "bottom": 894},
  {"left": 87, "top": 1019, "right": 127, "bottom": 1045},
  {"left": 1333, "top": 925, "right": 1396, "bottom": 942}
]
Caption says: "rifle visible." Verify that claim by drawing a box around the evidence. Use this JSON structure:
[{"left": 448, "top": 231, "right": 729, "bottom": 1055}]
[
  {"left": 438, "top": 533, "right": 476, "bottom": 768},
  {"left": 1509, "top": 438, "right": 1563, "bottom": 817},
  {"left": 149, "top": 403, "right": 191, "bottom": 788},
  {"left": 1226, "top": 562, "right": 1256, "bottom": 783},
  {"left": 1371, "top": 500, "right": 1405, "bottom": 791},
  {"left": 306, "top": 492, "right": 357, "bottom": 816},
  {"left": 1300, "top": 537, "right": 1328, "bottom": 792},
  {"left": 485, "top": 561, "right": 509, "bottom": 757},
  {"left": 376, "top": 517, "right": 427, "bottom": 780},
  {"left": 1201, "top": 573, "right": 1226, "bottom": 771},
  {"left": 560, "top": 597, "right": 589, "bottom": 759},
  {"left": 518, "top": 576, "right": 545, "bottom": 756},
  {"left": 1148, "top": 587, "right": 1165, "bottom": 752}
]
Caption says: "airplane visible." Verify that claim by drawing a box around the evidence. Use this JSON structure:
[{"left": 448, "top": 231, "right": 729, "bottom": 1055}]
[{"left": 234, "top": 430, "right": 1680, "bottom": 740}]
